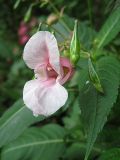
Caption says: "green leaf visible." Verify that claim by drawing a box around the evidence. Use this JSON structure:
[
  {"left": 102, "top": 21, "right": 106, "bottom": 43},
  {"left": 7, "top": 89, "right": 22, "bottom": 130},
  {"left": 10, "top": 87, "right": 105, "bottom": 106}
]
[
  {"left": 13, "top": 0, "right": 21, "bottom": 9},
  {"left": 64, "top": 143, "right": 100, "bottom": 160},
  {"left": 53, "top": 16, "right": 96, "bottom": 48},
  {"left": 79, "top": 56, "right": 120, "bottom": 160},
  {"left": 64, "top": 143, "right": 86, "bottom": 160},
  {"left": 78, "top": 22, "right": 96, "bottom": 49},
  {"left": 95, "top": 7, "right": 120, "bottom": 49},
  {"left": 1, "top": 124, "right": 66, "bottom": 160},
  {"left": 24, "top": 3, "right": 37, "bottom": 22},
  {"left": 98, "top": 148, "right": 120, "bottom": 160},
  {"left": 63, "top": 98, "right": 81, "bottom": 129},
  {"left": 0, "top": 100, "right": 45, "bottom": 147}
]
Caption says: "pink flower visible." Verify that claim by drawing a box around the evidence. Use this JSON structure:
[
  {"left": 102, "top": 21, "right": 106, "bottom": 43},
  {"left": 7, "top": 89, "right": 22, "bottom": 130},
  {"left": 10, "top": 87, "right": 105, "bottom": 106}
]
[
  {"left": 18, "top": 22, "right": 28, "bottom": 36},
  {"left": 19, "top": 35, "right": 30, "bottom": 45},
  {"left": 23, "top": 31, "right": 73, "bottom": 116}
]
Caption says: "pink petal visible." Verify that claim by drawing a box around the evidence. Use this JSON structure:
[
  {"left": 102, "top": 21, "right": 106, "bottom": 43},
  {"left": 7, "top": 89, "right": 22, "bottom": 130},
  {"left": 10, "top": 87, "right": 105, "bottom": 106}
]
[
  {"left": 23, "top": 31, "right": 62, "bottom": 78},
  {"left": 23, "top": 79, "right": 68, "bottom": 116},
  {"left": 45, "top": 32, "right": 62, "bottom": 76},
  {"left": 59, "top": 57, "right": 74, "bottom": 84},
  {"left": 19, "top": 35, "right": 29, "bottom": 45},
  {"left": 23, "top": 31, "right": 48, "bottom": 69}
]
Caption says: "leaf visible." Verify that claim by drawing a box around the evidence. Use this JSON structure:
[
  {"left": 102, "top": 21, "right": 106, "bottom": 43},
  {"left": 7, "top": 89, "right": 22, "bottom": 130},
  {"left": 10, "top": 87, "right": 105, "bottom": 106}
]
[
  {"left": 24, "top": 2, "right": 37, "bottom": 22},
  {"left": 78, "top": 22, "right": 96, "bottom": 49},
  {"left": 64, "top": 143, "right": 86, "bottom": 160},
  {"left": 63, "top": 98, "right": 81, "bottom": 129},
  {"left": 79, "top": 56, "right": 120, "bottom": 160},
  {"left": 97, "top": 126, "right": 120, "bottom": 146},
  {"left": 0, "top": 100, "right": 45, "bottom": 147},
  {"left": 53, "top": 15, "right": 96, "bottom": 48},
  {"left": 1, "top": 124, "right": 66, "bottom": 160},
  {"left": 64, "top": 143, "right": 100, "bottom": 160},
  {"left": 13, "top": 0, "right": 21, "bottom": 9},
  {"left": 95, "top": 7, "right": 120, "bottom": 49},
  {"left": 98, "top": 148, "right": 120, "bottom": 160}
]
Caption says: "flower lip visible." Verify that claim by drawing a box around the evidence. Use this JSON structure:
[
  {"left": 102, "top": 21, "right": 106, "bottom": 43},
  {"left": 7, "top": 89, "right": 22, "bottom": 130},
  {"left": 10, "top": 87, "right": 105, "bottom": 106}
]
[
  {"left": 47, "top": 63, "right": 58, "bottom": 79},
  {"left": 58, "top": 57, "right": 73, "bottom": 85},
  {"left": 34, "top": 57, "right": 73, "bottom": 85}
]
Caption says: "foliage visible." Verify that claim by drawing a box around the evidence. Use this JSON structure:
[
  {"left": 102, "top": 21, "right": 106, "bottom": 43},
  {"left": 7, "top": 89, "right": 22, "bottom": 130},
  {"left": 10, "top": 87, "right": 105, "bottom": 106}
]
[{"left": 1, "top": 124, "right": 65, "bottom": 160}]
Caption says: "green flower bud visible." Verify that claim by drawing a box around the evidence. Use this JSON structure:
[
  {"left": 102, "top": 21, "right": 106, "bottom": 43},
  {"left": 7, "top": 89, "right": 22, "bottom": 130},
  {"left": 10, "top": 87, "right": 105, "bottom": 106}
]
[
  {"left": 70, "top": 20, "right": 80, "bottom": 64},
  {"left": 88, "top": 58, "right": 104, "bottom": 93}
]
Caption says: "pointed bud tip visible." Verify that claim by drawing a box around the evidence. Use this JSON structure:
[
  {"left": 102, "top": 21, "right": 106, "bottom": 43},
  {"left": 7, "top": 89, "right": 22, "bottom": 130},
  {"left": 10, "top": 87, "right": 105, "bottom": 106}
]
[{"left": 70, "top": 19, "right": 80, "bottom": 65}]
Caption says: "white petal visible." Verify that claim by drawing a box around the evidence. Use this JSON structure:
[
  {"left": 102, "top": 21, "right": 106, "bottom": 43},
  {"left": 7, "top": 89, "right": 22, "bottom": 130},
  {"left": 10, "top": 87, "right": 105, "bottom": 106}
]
[
  {"left": 37, "top": 82, "right": 68, "bottom": 116},
  {"left": 23, "top": 31, "right": 62, "bottom": 77},
  {"left": 23, "top": 80, "right": 68, "bottom": 116},
  {"left": 23, "top": 80, "right": 42, "bottom": 116}
]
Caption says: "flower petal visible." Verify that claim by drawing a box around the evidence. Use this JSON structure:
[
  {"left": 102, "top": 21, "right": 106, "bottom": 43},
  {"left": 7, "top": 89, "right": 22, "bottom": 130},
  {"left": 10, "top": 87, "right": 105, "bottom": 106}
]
[
  {"left": 23, "top": 79, "right": 68, "bottom": 116},
  {"left": 23, "top": 31, "right": 48, "bottom": 69},
  {"left": 23, "top": 31, "right": 62, "bottom": 77},
  {"left": 45, "top": 32, "right": 62, "bottom": 76},
  {"left": 59, "top": 57, "right": 74, "bottom": 84},
  {"left": 23, "top": 80, "right": 42, "bottom": 116}
]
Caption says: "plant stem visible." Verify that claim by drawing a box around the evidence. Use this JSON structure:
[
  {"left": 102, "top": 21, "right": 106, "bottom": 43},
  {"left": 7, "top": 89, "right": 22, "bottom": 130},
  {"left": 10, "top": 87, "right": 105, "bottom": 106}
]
[
  {"left": 87, "top": 0, "right": 94, "bottom": 49},
  {"left": 87, "top": 0, "right": 93, "bottom": 27}
]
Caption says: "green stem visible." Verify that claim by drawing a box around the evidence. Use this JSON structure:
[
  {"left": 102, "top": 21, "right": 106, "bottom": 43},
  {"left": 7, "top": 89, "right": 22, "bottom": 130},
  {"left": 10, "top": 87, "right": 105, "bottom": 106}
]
[
  {"left": 87, "top": 0, "right": 93, "bottom": 49},
  {"left": 80, "top": 50, "right": 90, "bottom": 58},
  {"left": 37, "top": 22, "right": 42, "bottom": 32},
  {"left": 87, "top": 0, "right": 93, "bottom": 27}
]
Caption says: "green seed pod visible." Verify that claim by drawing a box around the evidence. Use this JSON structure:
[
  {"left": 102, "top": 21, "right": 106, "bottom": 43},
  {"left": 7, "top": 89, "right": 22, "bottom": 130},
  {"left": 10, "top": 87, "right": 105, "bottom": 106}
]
[
  {"left": 88, "top": 58, "right": 104, "bottom": 93},
  {"left": 70, "top": 20, "right": 80, "bottom": 64}
]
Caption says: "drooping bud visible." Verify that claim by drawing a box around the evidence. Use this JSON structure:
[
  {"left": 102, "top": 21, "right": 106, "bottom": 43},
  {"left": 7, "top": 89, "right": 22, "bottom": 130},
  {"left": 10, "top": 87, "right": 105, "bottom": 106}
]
[
  {"left": 47, "top": 13, "right": 58, "bottom": 25},
  {"left": 70, "top": 20, "right": 80, "bottom": 64},
  {"left": 88, "top": 58, "right": 103, "bottom": 93}
]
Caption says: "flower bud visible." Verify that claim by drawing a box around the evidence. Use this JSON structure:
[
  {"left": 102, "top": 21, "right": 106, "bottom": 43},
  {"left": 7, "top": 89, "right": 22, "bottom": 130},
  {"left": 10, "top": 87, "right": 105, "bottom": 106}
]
[
  {"left": 47, "top": 13, "right": 58, "bottom": 25},
  {"left": 70, "top": 20, "right": 80, "bottom": 64},
  {"left": 19, "top": 35, "right": 29, "bottom": 45},
  {"left": 88, "top": 58, "right": 103, "bottom": 93}
]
